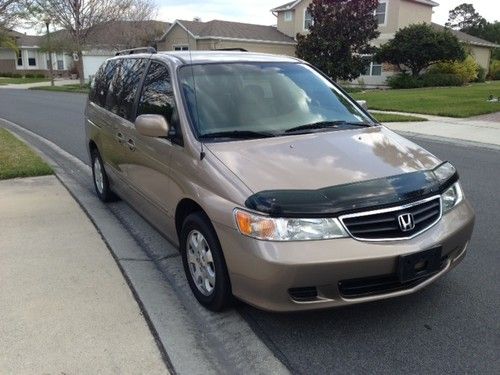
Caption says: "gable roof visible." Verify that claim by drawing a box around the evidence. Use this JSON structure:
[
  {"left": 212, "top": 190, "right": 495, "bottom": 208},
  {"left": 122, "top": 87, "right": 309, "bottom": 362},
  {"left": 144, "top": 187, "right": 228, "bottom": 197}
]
[
  {"left": 162, "top": 19, "right": 296, "bottom": 44},
  {"left": 3, "top": 29, "right": 41, "bottom": 47},
  {"left": 432, "top": 23, "right": 499, "bottom": 48},
  {"left": 271, "top": 0, "right": 439, "bottom": 13},
  {"left": 405, "top": 0, "right": 439, "bottom": 7},
  {"left": 271, "top": 0, "right": 303, "bottom": 12}
]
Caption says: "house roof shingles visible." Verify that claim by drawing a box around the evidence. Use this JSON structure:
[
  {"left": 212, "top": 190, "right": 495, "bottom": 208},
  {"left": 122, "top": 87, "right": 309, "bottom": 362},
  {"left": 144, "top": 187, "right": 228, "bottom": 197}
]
[
  {"left": 432, "top": 23, "right": 499, "bottom": 48},
  {"left": 171, "top": 19, "right": 296, "bottom": 44},
  {"left": 6, "top": 30, "right": 41, "bottom": 46}
]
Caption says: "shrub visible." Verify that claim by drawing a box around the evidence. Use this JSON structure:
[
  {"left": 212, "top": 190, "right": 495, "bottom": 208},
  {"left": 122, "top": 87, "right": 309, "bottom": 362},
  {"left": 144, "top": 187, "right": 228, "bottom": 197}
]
[
  {"left": 420, "top": 73, "right": 463, "bottom": 87},
  {"left": 34, "top": 73, "right": 46, "bottom": 78},
  {"left": 429, "top": 56, "right": 479, "bottom": 83},
  {"left": 0, "top": 72, "right": 12, "bottom": 78},
  {"left": 24, "top": 73, "right": 35, "bottom": 78},
  {"left": 489, "top": 60, "right": 500, "bottom": 80},
  {"left": 11, "top": 73, "right": 22, "bottom": 78},
  {"left": 387, "top": 72, "right": 463, "bottom": 89},
  {"left": 387, "top": 74, "right": 422, "bottom": 89},
  {"left": 475, "top": 66, "right": 486, "bottom": 82}
]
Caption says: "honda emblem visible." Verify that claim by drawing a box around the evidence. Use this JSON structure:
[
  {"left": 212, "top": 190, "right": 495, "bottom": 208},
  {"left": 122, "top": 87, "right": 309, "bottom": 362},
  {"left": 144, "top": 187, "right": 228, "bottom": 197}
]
[{"left": 398, "top": 213, "right": 415, "bottom": 232}]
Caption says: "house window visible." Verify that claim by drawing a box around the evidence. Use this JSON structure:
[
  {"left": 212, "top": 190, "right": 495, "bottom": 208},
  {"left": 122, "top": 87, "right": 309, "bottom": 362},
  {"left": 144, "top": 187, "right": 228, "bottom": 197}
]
[
  {"left": 57, "top": 53, "right": 64, "bottom": 70},
  {"left": 364, "top": 61, "right": 383, "bottom": 76},
  {"left": 27, "top": 50, "right": 37, "bottom": 66},
  {"left": 304, "top": 9, "right": 313, "bottom": 30},
  {"left": 17, "top": 51, "right": 23, "bottom": 66},
  {"left": 284, "top": 10, "right": 293, "bottom": 22},
  {"left": 376, "top": 1, "right": 387, "bottom": 26},
  {"left": 174, "top": 45, "right": 189, "bottom": 51}
]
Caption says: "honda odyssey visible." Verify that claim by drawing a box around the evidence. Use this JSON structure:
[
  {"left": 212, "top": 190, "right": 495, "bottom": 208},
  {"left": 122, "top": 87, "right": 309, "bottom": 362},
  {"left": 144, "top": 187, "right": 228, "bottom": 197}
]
[{"left": 85, "top": 50, "right": 475, "bottom": 312}]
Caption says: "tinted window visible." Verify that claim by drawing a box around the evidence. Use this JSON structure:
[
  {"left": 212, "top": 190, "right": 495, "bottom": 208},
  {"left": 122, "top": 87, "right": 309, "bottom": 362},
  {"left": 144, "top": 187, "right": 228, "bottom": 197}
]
[
  {"left": 90, "top": 60, "right": 117, "bottom": 107},
  {"left": 179, "top": 63, "right": 371, "bottom": 137},
  {"left": 137, "top": 62, "right": 176, "bottom": 126},
  {"left": 106, "top": 58, "right": 147, "bottom": 119}
]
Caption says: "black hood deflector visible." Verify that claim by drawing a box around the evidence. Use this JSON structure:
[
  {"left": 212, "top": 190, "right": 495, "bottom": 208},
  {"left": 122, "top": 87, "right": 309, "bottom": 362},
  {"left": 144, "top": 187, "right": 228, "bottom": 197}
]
[{"left": 245, "top": 162, "right": 458, "bottom": 217}]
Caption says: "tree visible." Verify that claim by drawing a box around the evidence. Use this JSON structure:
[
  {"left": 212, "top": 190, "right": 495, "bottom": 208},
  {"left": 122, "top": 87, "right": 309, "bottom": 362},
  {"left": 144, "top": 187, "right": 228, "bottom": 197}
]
[
  {"left": 0, "top": 0, "right": 30, "bottom": 50},
  {"left": 28, "top": 0, "right": 157, "bottom": 86},
  {"left": 0, "top": 0, "right": 30, "bottom": 29},
  {"left": 376, "top": 24, "right": 466, "bottom": 77},
  {"left": 295, "top": 0, "right": 379, "bottom": 81},
  {"left": 445, "top": 3, "right": 486, "bottom": 32}
]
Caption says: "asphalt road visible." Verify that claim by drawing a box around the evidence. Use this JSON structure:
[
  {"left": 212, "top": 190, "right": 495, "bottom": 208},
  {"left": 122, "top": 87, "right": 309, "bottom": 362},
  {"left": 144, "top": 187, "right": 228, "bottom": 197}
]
[{"left": 1, "top": 89, "right": 498, "bottom": 374}]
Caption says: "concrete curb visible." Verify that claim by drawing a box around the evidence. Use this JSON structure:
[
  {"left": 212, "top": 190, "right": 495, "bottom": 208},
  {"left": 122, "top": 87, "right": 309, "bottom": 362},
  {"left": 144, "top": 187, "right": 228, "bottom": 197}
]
[{"left": 1, "top": 118, "right": 290, "bottom": 375}]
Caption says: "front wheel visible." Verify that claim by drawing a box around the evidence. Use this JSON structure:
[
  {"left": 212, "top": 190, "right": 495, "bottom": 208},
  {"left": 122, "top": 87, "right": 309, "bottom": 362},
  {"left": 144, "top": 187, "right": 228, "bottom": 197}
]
[
  {"left": 91, "top": 149, "right": 117, "bottom": 202},
  {"left": 180, "top": 212, "right": 232, "bottom": 311}
]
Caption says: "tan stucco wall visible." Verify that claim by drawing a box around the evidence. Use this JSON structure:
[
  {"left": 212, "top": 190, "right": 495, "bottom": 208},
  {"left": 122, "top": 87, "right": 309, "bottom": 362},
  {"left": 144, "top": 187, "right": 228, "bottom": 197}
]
[
  {"left": 157, "top": 24, "right": 198, "bottom": 51},
  {"left": 276, "top": 9, "right": 297, "bottom": 38},
  {"left": 158, "top": 23, "right": 296, "bottom": 56},
  {"left": 276, "top": 0, "right": 311, "bottom": 38},
  {"left": 275, "top": 0, "right": 434, "bottom": 43},
  {"left": 469, "top": 45, "right": 492, "bottom": 70},
  {"left": 197, "top": 39, "right": 296, "bottom": 56},
  {"left": 397, "top": 0, "right": 433, "bottom": 29}
]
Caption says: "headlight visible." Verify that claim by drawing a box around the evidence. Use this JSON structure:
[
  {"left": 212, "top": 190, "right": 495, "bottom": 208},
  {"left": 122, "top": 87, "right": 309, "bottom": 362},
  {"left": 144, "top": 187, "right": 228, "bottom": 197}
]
[
  {"left": 234, "top": 209, "right": 348, "bottom": 241},
  {"left": 442, "top": 182, "right": 463, "bottom": 213}
]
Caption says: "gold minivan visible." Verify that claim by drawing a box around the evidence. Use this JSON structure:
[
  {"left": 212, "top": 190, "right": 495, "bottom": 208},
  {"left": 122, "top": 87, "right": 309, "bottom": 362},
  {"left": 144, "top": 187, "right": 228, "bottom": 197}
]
[{"left": 85, "top": 50, "right": 475, "bottom": 312}]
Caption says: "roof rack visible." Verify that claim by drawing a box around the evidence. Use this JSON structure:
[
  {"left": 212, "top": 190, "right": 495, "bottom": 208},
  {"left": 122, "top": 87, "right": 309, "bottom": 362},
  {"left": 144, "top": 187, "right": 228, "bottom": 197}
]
[
  {"left": 115, "top": 47, "right": 157, "bottom": 56},
  {"left": 215, "top": 48, "right": 248, "bottom": 52}
]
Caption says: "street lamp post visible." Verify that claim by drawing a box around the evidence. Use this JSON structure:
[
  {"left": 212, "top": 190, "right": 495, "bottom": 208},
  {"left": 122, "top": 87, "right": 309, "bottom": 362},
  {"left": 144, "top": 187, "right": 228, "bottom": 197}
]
[{"left": 44, "top": 19, "right": 55, "bottom": 87}]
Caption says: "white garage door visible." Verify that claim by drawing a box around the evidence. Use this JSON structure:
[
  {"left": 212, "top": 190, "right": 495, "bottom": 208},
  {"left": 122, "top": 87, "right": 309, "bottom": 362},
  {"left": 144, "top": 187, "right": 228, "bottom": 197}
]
[{"left": 83, "top": 55, "right": 112, "bottom": 81}]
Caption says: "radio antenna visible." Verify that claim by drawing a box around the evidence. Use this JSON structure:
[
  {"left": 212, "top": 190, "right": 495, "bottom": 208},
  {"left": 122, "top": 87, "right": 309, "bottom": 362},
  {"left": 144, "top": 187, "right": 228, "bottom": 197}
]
[{"left": 186, "top": 27, "right": 205, "bottom": 160}]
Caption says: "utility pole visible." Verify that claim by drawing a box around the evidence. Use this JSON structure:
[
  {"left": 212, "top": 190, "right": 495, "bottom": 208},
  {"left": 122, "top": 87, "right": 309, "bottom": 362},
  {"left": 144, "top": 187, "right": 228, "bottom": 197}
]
[{"left": 45, "top": 18, "right": 55, "bottom": 87}]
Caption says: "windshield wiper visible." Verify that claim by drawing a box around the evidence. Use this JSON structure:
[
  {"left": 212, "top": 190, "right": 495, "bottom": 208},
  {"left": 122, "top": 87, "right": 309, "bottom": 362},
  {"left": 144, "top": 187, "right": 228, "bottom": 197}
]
[
  {"left": 199, "top": 130, "right": 276, "bottom": 140},
  {"left": 284, "top": 120, "right": 372, "bottom": 134}
]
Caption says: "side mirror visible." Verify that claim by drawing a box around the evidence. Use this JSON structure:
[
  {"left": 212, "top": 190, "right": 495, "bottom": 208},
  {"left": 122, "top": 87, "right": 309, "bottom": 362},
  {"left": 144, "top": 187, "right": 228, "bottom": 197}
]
[
  {"left": 135, "top": 114, "right": 170, "bottom": 138},
  {"left": 356, "top": 100, "right": 368, "bottom": 111}
]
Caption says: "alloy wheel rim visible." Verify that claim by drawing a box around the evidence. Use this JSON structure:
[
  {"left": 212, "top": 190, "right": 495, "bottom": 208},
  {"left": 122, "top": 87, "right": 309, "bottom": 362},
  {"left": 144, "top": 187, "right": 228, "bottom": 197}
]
[
  {"left": 186, "top": 230, "right": 216, "bottom": 296},
  {"left": 94, "top": 157, "right": 104, "bottom": 194}
]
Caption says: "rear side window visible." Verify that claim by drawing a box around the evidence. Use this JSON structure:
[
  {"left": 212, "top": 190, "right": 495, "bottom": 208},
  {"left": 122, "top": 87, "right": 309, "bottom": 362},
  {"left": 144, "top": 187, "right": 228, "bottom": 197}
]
[
  {"left": 105, "top": 58, "right": 147, "bottom": 120},
  {"left": 137, "top": 62, "right": 175, "bottom": 120},
  {"left": 89, "top": 60, "right": 117, "bottom": 107}
]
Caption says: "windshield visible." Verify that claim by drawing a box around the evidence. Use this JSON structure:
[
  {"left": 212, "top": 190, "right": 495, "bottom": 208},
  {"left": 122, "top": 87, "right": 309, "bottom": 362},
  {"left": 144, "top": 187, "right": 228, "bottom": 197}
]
[{"left": 178, "top": 62, "right": 373, "bottom": 139}]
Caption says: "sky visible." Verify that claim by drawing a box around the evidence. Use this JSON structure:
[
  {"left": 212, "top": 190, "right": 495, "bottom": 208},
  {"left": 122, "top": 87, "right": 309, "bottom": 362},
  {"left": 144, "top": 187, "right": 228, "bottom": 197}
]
[{"left": 155, "top": 0, "right": 499, "bottom": 26}]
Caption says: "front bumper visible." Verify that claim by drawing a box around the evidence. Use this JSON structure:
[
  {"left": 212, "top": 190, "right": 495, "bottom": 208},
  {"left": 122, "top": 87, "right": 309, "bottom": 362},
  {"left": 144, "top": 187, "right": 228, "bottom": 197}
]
[{"left": 214, "top": 199, "right": 475, "bottom": 312}]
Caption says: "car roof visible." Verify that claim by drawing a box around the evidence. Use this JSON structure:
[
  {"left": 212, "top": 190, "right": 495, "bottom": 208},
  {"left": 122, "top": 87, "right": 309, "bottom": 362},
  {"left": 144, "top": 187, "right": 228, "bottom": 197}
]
[{"left": 155, "top": 50, "right": 300, "bottom": 64}]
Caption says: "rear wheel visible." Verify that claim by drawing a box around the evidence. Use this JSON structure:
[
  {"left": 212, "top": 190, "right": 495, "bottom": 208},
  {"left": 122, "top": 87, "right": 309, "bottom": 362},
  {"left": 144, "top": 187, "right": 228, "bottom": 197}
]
[
  {"left": 180, "top": 212, "right": 232, "bottom": 311},
  {"left": 91, "top": 149, "right": 117, "bottom": 202}
]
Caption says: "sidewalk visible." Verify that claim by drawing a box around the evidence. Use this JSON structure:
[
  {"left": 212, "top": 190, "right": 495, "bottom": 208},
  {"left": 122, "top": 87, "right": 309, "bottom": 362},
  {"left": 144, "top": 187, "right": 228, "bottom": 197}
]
[
  {"left": 0, "top": 79, "right": 77, "bottom": 89},
  {"left": 0, "top": 176, "right": 168, "bottom": 374},
  {"left": 375, "top": 110, "right": 500, "bottom": 147}
]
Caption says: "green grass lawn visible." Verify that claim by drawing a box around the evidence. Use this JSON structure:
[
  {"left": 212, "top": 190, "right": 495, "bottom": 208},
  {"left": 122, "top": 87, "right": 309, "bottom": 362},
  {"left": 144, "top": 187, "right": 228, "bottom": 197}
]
[
  {"left": 30, "top": 84, "right": 90, "bottom": 93},
  {"left": 0, "top": 77, "right": 49, "bottom": 85},
  {"left": 0, "top": 129, "right": 52, "bottom": 180},
  {"left": 352, "top": 81, "right": 500, "bottom": 118},
  {"left": 371, "top": 112, "right": 427, "bottom": 122}
]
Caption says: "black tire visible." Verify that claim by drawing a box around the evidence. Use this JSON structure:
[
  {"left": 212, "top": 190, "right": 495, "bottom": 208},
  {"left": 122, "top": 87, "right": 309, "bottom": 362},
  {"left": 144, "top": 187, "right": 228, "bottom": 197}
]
[
  {"left": 180, "top": 212, "right": 232, "bottom": 311},
  {"left": 91, "top": 149, "right": 117, "bottom": 202}
]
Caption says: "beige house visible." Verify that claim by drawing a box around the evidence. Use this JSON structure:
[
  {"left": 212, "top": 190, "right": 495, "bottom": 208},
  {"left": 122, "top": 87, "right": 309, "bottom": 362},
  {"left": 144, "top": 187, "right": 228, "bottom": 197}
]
[
  {"left": 158, "top": 1, "right": 498, "bottom": 87},
  {"left": 271, "top": 0, "right": 498, "bottom": 86},
  {"left": 157, "top": 19, "right": 296, "bottom": 56}
]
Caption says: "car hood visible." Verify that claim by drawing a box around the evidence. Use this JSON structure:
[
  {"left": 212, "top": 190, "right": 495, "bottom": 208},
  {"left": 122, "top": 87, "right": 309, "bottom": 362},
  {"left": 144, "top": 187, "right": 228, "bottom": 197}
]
[{"left": 205, "top": 126, "right": 441, "bottom": 193}]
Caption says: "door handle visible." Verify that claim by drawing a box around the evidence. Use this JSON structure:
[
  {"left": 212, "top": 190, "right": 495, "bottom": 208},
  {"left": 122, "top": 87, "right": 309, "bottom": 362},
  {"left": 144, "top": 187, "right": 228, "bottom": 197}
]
[
  {"left": 116, "top": 132, "right": 125, "bottom": 143},
  {"left": 127, "top": 138, "right": 136, "bottom": 152}
]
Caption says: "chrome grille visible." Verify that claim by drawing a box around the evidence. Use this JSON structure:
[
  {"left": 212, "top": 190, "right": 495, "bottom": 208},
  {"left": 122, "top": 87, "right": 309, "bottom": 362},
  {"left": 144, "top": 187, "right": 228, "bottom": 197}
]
[{"left": 340, "top": 196, "right": 442, "bottom": 241}]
